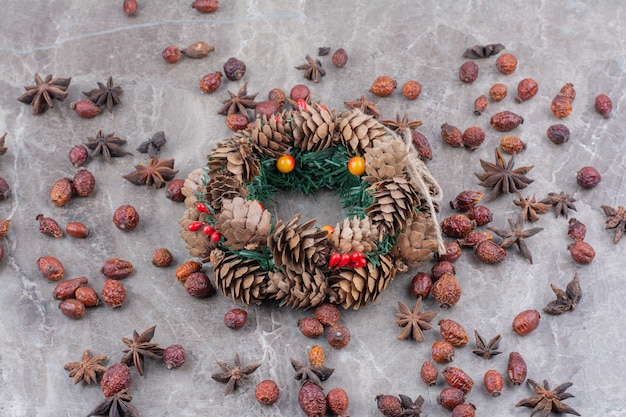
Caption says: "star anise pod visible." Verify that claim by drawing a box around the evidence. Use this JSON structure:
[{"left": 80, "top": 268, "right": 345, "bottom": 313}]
[
  {"left": 475, "top": 148, "right": 534, "bottom": 201},
  {"left": 217, "top": 82, "right": 258, "bottom": 116},
  {"left": 87, "top": 389, "right": 139, "bottom": 417},
  {"left": 295, "top": 55, "right": 326, "bottom": 83},
  {"left": 488, "top": 215, "right": 543, "bottom": 263},
  {"left": 17, "top": 73, "right": 71, "bottom": 115},
  {"left": 211, "top": 353, "right": 261, "bottom": 395},
  {"left": 136, "top": 131, "right": 167, "bottom": 157},
  {"left": 291, "top": 358, "right": 335, "bottom": 388},
  {"left": 344, "top": 95, "right": 381, "bottom": 118},
  {"left": 472, "top": 331, "right": 502, "bottom": 359},
  {"left": 120, "top": 325, "right": 164, "bottom": 377},
  {"left": 600, "top": 204, "right": 626, "bottom": 244},
  {"left": 396, "top": 297, "right": 437, "bottom": 342},
  {"left": 380, "top": 112, "right": 423, "bottom": 132},
  {"left": 63, "top": 349, "right": 108, "bottom": 385},
  {"left": 83, "top": 76, "right": 123, "bottom": 112},
  {"left": 540, "top": 192, "right": 577, "bottom": 218},
  {"left": 122, "top": 157, "right": 178, "bottom": 189},
  {"left": 514, "top": 194, "right": 551, "bottom": 222},
  {"left": 0, "top": 132, "right": 8, "bottom": 156},
  {"left": 543, "top": 274, "right": 582, "bottom": 315},
  {"left": 462, "top": 43, "right": 506, "bottom": 59},
  {"left": 85, "top": 130, "right": 131, "bottom": 162},
  {"left": 515, "top": 379, "right": 581, "bottom": 417},
  {"left": 399, "top": 394, "right": 425, "bottom": 417}
]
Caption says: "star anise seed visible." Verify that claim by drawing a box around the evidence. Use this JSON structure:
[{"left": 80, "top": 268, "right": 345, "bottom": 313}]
[
  {"left": 515, "top": 379, "right": 581, "bottom": 417},
  {"left": 475, "top": 148, "right": 534, "bottom": 201},
  {"left": 217, "top": 82, "right": 258, "bottom": 116},
  {"left": 396, "top": 297, "right": 437, "bottom": 342},
  {"left": 120, "top": 325, "right": 164, "bottom": 377},
  {"left": 600, "top": 204, "right": 626, "bottom": 244},
  {"left": 137, "top": 131, "right": 167, "bottom": 157},
  {"left": 295, "top": 55, "right": 326, "bottom": 83},
  {"left": 540, "top": 191, "right": 577, "bottom": 218},
  {"left": 211, "top": 353, "right": 261, "bottom": 395},
  {"left": 85, "top": 130, "right": 132, "bottom": 162},
  {"left": 380, "top": 112, "right": 423, "bottom": 132},
  {"left": 63, "top": 349, "right": 108, "bottom": 385},
  {"left": 399, "top": 394, "right": 425, "bottom": 417},
  {"left": 488, "top": 215, "right": 543, "bottom": 264},
  {"left": 543, "top": 273, "right": 582, "bottom": 315},
  {"left": 83, "top": 76, "right": 123, "bottom": 112},
  {"left": 17, "top": 73, "right": 71, "bottom": 115},
  {"left": 513, "top": 194, "right": 551, "bottom": 222},
  {"left": 87, "top": 388, "right": 139, "bottom": 417},
  {"left": 291, "top": 358, "right": 335, "bottom": 388},
  {"left": 472, "top": 331, "right": 502, "bottom": 359},
  {"left": 123, "top": 157, "right": 178, "bottom": 189},
  {"left": 344, "top": 95, "right": 381, "bottom": 118}
]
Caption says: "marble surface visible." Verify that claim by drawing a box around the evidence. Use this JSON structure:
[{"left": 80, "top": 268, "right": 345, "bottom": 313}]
[{"left": 1, "top": 1, "right": 625, "bottom": 416}]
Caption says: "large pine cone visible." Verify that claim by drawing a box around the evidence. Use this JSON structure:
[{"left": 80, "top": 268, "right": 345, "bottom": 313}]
[
  {"left": 337, "top": 109, "right": 387, "bottom": 154},
  {"left": 207, "top": 138, "right": 260, "bottom": 184},
  {"left": 390, "top": 212, "right": 439, "bottom": 271},
  {"left": 365, "top": 176, "right": 422, "bottom": 236},
  {"left": 215, "top": 197, "right": 271, "bottom": 251},
  {"left": 210, "top": 249, "right": 268, "bottom": 305},
  {"left": 291, "top": 104, "right": 340, "bottom": 152},
  {"left": 328, "top": 254, "right": 397, "bottom": 309},
  {"left": 364, "top": 138, "right": 408, "bottom": 183},
  {"left": 181, "top": 168, "right": 205, "bottom": 209},
  {"left": 204, "top": 173, "right": 248, "bottom": 212},
  {"left": 329, "top": 216, "right": 378, "bottom": 254},
  {"left": 266, "top": 265, "right": 328, "bottom": 309},
  {"left": 179, "top": 208, "right": 217, "bottom": 262},
  {"left": 235, "top": 113, "right": 292, "bottom": 158}
]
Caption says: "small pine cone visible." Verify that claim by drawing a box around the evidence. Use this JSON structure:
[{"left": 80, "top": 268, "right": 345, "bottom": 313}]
[
  {"left": 391, "top": 212, "right": 439, "bottom": 270},
  {"left": 216, "top": 197, "right": 271, "bottom": 250},
  {"left": 204, "top": 173, "right": 248, "bottom": 212},
  {"left": 291, "top": 105, "right": 341, "bottom": 152},
  {"left": 162, "top": 344, "right": 186, "bottom": 369},
  {"left": 211, "top": 249, "right": 268, "bottom": 305},
  {"left": 269, "top": 214, "right": 331, "bottom": 272},
  {"left": 207, "top": 138, "right": 260, "bottom": 184},
  {"left": 439, "top": 319, "right": 468, "bottom": 347},
  {"left": 365, "top": 176, "right": 422, "bottom": 236},
  {"left": 266, "top": 265, "right": 327, "bottom": 309},
  {"left": 179, "top": 168, "right": 205, "bottom": 208},
  {"left": 101, "top": 363, "right": 131, "bottom": 397},
  {"left": 431, "top": 273, "right": 461, "bottom": 308},
  {"left": 420, "top": 361, "right": 438, "bottom": 386},
  {"left": 308, "top": 345, "right": 325, "bottom": 367},
  {"left": 236, "top": 113, "right": 292, "bottom": 158},
  {"left": 363, "top": 138, "right": 408, "bottom": 182},
  {"left": 329, "top": 216, "right": 378, "bottom": 255},
  {"left": 298, "top": 381, "right": 327, "bottom": 417},
  {"left": 337, "top": 109, "right": 387, "bottom": 154}
]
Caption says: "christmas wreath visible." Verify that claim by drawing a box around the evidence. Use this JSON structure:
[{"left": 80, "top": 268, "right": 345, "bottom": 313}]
[{"left": 179, "top": 104, "right": 444, "bottom": 309}]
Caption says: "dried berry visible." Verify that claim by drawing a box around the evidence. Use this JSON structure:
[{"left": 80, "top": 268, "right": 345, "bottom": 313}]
[
  {"left": 490, "top": 111, "right": 524, "bottom": 132},
  {"left": 443, "top": 367, "right": 474, "bottom": 394},
  {"left": 308, "top": 345, "right": 325, "bottom": 367},
  {"left": 37, "top": 214, "right": 63, "bottom": 238},
  {"left": 181, "top": 41, "right": 214, "bottom": 58},
  {"left": 483, "top": 369, "right": 504, "bottom": 396},
  {"left": 370, "top": 75, "right": 397, "bottom": 97},
  {"left": 315, "top": 303, "right": 340, "bottom": 327},
  {"left": 37, "top": 256, "right": 64, "bottom": 281},
  {"left": 441, "top": 123, "right": 464, "bottom": 147},
  {"left": 431, "top": 340, "right": 455, "bottom": 363},
  {"left": 184, "top": 271, "right": 215, "bottom": 298},
  {"left": 113, "top": 205, "right": 139, "bottom": 232},
  {"left": 507, "top": 351, "right": 527, "bottom": 385},
  {"left": 332, "top": 48, "right": 348, "bottom": 68},
  {"left": 431, "top": 273, "right": 461, "bottom": 309},
  {"left": 410, "top": 272, "right": 433, "bottom": 299},
  {"left": 165, "top": 178, "right": 185, "bottom": 202},
  {"left": 255, "top": 379, "right": 280, "bottom": 406},
  {"left": 462, "top": 126, "right": 486, "bottom": 150},
  {"left": 411, "top": 130, "right": 433, "bottom": 160},
  {"left": 75, "top": 286, "right": 99, "bottom": 307},
  {"left": 458, "top": 231, "right": 492, "bottom": 247},
  {"left": 123, "top": 0, "right": 138, "bottom": 16},
  {"left": 567, "top": 218, "right": 587, "bottom": 241},
  {"left": 473, "top": 94, "right": 488, "bottom": 115},
  {"left": 402, "top": 80, "right": 421, "bottom": 100},
  {"left": 327, "top": 324, "right": 350, "bottom": 349},
  {"left": 224, "top": 308, "right": 247, "bottom": 330},
  {"left": 441, "top": 214, "right": 474, "bottom": 238},
  {"left": 451, "top": 403, "right": 476, "bottom": 417},
  {"left": 102, "top": 258, "right": 133, "bottom": 279},
  {"left": 499, "top": 135, "right": 526, "bottom": 154},
  {"left": 53, "top": 277, "right": 88, "bottom": 300},
  {"left": 467, "top": 205, "right": 492, "bottom": 226},
  {"left": 595, "top": 93, "right": 612, "bottom": 117},
  {"left": 450, "top": 190, "right": 484, "bottom": 212},
  {"left": 546, "top": 123, "right": 570, "bottom": 144},
  {"left": 458, "top": 61, "right": 478, "bottom": 83},
  {"left": 175, "top": 260, "right": 202, "bottom": 282},
  {"left": 495, "top": 53, "right": 517, "bottom": 75},
  {"left": 376, "top": 394, "right": 403, "bottom": 417},
  {"left": 69, "top": 144, "right": 89, "bottom": 167},
  {"left": 71, "top": 100, "right": 101, "bottom": 118},
  {"left": 299, "top": 380, "right": 327, "bottom": 417},
  {"left": 101, "top": 363, "right": 131, "bottom": 397},
  {"left": 290, "top": 84, "right": 311, "bottom": 102},
  {"left": 152, "top": 247, "right": 174, "bottom": 267},
  {"left": 516, "top": 78, "right": 538, "bottom": 102},
  {"left": 50, "top": 177, "right": 73, "bottom": 207},
  {"left": 438, "top": 242, "right": 462, "bottom": 263},
  {"left": 253, "top": 100, "right": 281, "bottom": 118},
  {"left": 512, "top": 309, "right": 541, "bottom": 335},
  {"left": 576, "top": 166, "right": 601, "bottom": 189},
  {"left": 489, "top": 83, "right": 507, "bottom": 101},
  {"left": 0, "top": 219, "right": 10, "bottom": 239},
  {"left": 191, "top": 0, "right": 219, "bottom": 13},
  {"left": 298, "top": 317, "right": 324, "bottom": 338},
  {"left": 224, "top": 113, "right": 248, "bottom": 132},
  {"left": 551, "top": 95, "right": 572, "bottom": 119},
  {"left": 268, "top": 88, "right": 286, "bottom": 106},
  {"left": 437, "top": 387, "right": 465, "bottom": 410},
  {"left": 59, "top": 299, "right": 85, "bottom": 319},
  {"left": 0, "top": 178, "right": 9, "bottom": 200},
  {"left": 431, "top": 261, "right": 455, "bottom": 279},
  {"left": 222, "top": 57, "right": 246, "bottom": 81},
  {"left": 439, "top": 319, "right": 468, "bottom": 347},
  {"left": 474, "top": 240, "right": 506, "bottom": 264},
  {"left": 65, "top": 221, "right": 89, "bottom": 238},
  {"left": 101, "top": 279, "right": 126, "bottom": 308},
  {"left": 199, "top": 71, "right": 222, "bottom": 93},
  {"left": 327, "top": 388, "right": 349, "bottom": 417},
  {"left": 568, "top": 240, "right": 595, "bottom": 264},
  {"left": 163, "top": 344, "right": 186, "bottom": 369},
  {"left": 420, "top": 361, "right": 438, "bottom": 386},
  {"left": 72, "top": 168, "right": 95, "bottom": 197}
]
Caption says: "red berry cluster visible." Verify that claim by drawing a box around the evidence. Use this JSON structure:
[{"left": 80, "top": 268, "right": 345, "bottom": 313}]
[
  {"left": 328, "top": 251, "right": 366, "bottom": 269},
  {"left": 186, "top": 203, "right": 221, "bottom": 242}
]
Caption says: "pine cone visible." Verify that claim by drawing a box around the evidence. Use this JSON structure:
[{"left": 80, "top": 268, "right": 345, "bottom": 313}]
[
  {"left": 210, "top": 249, "right": 268, "bottom": 305},
  {"left": 266, "top": 265, "right": 328, "bottom": 309},
  {"left": 337, "top": 109, "right": 387, "bottom": 154},
  {"left": 363, "top": 138, "right": 408, "bottom": 183},
  {"left": 181, "top": 168, "right": 205, "bottom": 208},
  {"left": 179, "top": 208, "right": 216, "bottom": 262},
  {"left": 291, "top": 104, "right": 341, "bottom": 152},
  {"left": 328, "top": 254, "right": 397, "bottom": 309},
  {"left": 390, "top": 212, "right": 439, "bottom": 271},
  {"left": 329, "top": 216, "right": 378, "bottom": 254},
  {"left": 235, "top": 113, "right": 292, "bottom": 158},
  {"left": 203, "top": 173, "right": 248, "bottom": 212},
  {"left": 366, "top": 176, "right": 421, "bottom": 236},
  {"left": 215, "top": 197, "right": 271, "bottom": 251},
  {"left": 207, "top": 138, "right": 260, "bottom": 184}
]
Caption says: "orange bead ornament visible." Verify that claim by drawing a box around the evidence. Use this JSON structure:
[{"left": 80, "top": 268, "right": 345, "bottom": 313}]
[
  {"left": 347, "top": 156, "right": 366, "bottom": 176},
  {"left": 276, "top": 155, "right": 296, "bottom": 173}
]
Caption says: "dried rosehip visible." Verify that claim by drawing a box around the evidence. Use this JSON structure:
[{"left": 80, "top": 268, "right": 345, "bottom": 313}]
[
  {"left": 152, "top": 248, "right": 174, "bottom": 267},
  {"left": 567, "top": 218, "right": 587, "bottom": 241},
  {"left": 73, "top": 168, "right": 95, "bottom": 197},
  {"left": 546, "top": 123, "right": 570, "bottom": 144},
  {"left": 332, "top": 48, "right": 349, "bottom": 68},
  {"left": 490, "top": 111, "right": 524, "bottom": 132},
  {"left": 443, "top": 366, "right": 474, "bottom": 394},
  {"left": 439, "top": 319, "right": 468, "bottom": 347},
  {"left": 576, "top": 166, "right": 601, "bottom": 189},
  {"left": 72, "top": 100, "right": 101, "bottom": 118},
  {"left": 431, "top": 340, "right": 455, "bottom": 364},
  {"left": 53, "top": 277, "right": 88, "bottom": 300},
  {"left": 451, "top": 403, "right": 476, "bottom": 417},
  {"left": 191, "top": 0, "right": 219, "bottom": 13},
  {"left": 431, "top": 273, "right": 461, "bottom": 309},
  {"left": 166, "top": 178, "right": 185, "bottom": 202},
  {"left": 568, "top": 240, "right": 595, "bottom": 264},
  {"left": 199, "top": 71, "right": 222, "bottom": 93},
  {"left": 495, "top": 53, "right": 517, "bottom": 75},
  {"left": 224, "top": 308, "right": 247, "bottom": 330},
  {"left": 113, "top": 205, "right": 139, "bottom": 232},
  {"left": 254, "top": 101, "right": 281, "bottom": 118},
  {"left": 256, "top": 379, "right": 280, "bottom": 406},
  {"left": 101, "top": 279, "right": 126, "bottom": 308},
  {"left": 431, "top": 261, "right": 455, "bottom": 279},
  {"left": 308, "top": 345, "right": 325, "bottom": 367},
  {"left": 181, "top": 41, "right": 214, "bottom": 58},
  {"left": 59, "top": 299, "right": 85, "bottom": 319},
  {"left": 175, "top": 260, "right": 202, "bottom": 282},
  {"left": 298, "top": 317, "right": 324, "bottom": 338},
  {"left": 225, "top": 113, "right": 249, "bottom": 132},
  {"left": 458, "top": 231, "right": 491, "bottom": 247},
  {"left": 0, "top": 178, "right": 9, "bottom": 200},
  {"left": 102, "top": 258, "right": 133, "bottom": 279},
  {"left": 37, "top": 214, "right": 63, "bottom": 238},
  {"left": 595, "top": 93, "right": 612, "bottom": 117},
  {"left": 473, "top": 94, "right": 488, "bottom": 115},
  {"left": 516, "top": 78, "right": 538, "bottom": 102},
  {"left": 551, "top": 95, "right": 572, "bottom": 119},
  {"left": 411, "top": 130, "right": 433, "bottom": 160},
  {"left": 376, "top": 394, "right": 402, "bottom": 417},
  {"left": 467, "top": 205, "right": 492, "bottom": 226},
  {"left": 474, "top": 240, "right": 506, "bottom": 264},
  {"left": 163, "top": 344, "right": 186, "bottom": 369},
  {"left": 410, "top": 272, "right": 433, "bottom": 299},
  {"left": 184, "top": 271, "right": 215, "bottom": 298},
  {"left": 441, "top": 123, "right": 463, "bottom": 147},
  {"left": 462, "top": 126, "right": 486, "bottom": 150},
  {"left": 560, "top": 83, "right": 576, "bottom": 102},
  {"left": 327, "top": 388, "right": 349, "bottom": 417},
  {"left": 499, "top": 135, "right": 526, "bottom": 154},
  {"left": 50, "top": 177, "right": 73, "bottom": 207},
  {"left": 512, "top": 309, "right": 541, "bottom": 335},
  {"left": 438, "top": 241, "right": 462, "bottom": 263},
  {"left": 483, "top": 369, "right": 504, "bottom": 396},
  {"left": 299, "top": 380, "right": 327, "bottom": 417},
  {"left": 440, "top": 214, "right": 474, "bottom": 238},
  {"left": 437, "top": 387, "right": 465, "bottom": 410},
  {"left": 66, "top": 221, "right": 89, "bottom": 238},
  {"left": 223, "top": 57, "right": 246, "bottom": 81},
  {"left": 315, "top": 303, "right": 340, "bottom": 327},
  {"left": 75, "top": 286, "right": 99, "bottom": 307},
  {"left": 420, "top": 361, "right": 438, "bottom": 386},
  {"left": 268, "top": 88, "right": 286, "bottom": 106},
  {"left": 370, "top": 75, "right": 397, "bottom": 97},
  {"left": 69, "top": 144, "right": 89, "bottom": 167},
  {"left": 123, "top": 0, "right": 138, "bottom": 16},
  {"left": 290, "top": 84, "right": 311, "bottom": 102},
  {"left": 327, "top": 325, "right": 350, "bottom": 349},
  {"left": 489, "top": 83, "right": 507, "bottom": 101},
  {"left": 38, "top": 256, "right": 64, "bottom": 281},
  {"left": 507, "top": 351, "right": 527, "bottom": 385},
  {"left": 458, "top": 61, "right": 478, "bottom": 83},
  {"left": 450, "top": 190, "right": 484, "bottom": 212},
  {"left": 402, "top": 80, "right": 421, "bottom": 100},
  {"left": 101, "top": 363, "right": 131, "bottom": 397}
]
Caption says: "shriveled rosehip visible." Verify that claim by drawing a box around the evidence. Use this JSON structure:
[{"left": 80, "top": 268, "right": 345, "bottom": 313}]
[
  {"left": 37, "top": 256, "right": 64, "bottom": 281},
  {"left": 101, "top": 363, "right": 131, "bottom": 397},
  {"left": 75, "top": 286, "right": 100, "bottom": 307},
  {"left": 299, "top": 381, "right": 327, "bottom": 417},
  {"left": 402, "top": 80, "right": 421, "bottom": 100},
  {"left": 474, "top": 240, "right": 506, "bottom": 264},
  {"left": 431, "top": 340, "right": 455, "bottom": 364},
  {"left": 0, "top": 219, "right": 10, "bottom": 239},
  {"left": 411, "top": 130, "right": 433, "bottom": 160},
  {"left": 66, "top": 222, "right": 89, "bottom": 238},
  {"left": 473, "top": 94, "right": 488, "bottom": 115},
  {"left": 595, "top": 93, "right": 612, "bottom": 117},
  {"left": 268, "top": 88, "right": 286, "bottom": 106},
  {"left": 420, "top": 361, "right": 438, "bottom": 386},
  {"left": 59, "top": 299, "right": 85, "bottom": 319},
  {"left": 184, "top": 271, "right": 215, "bottom": 298},
  {"left": 175, "top": 260, "right": 202, "bottom": 282},
  {"left": 163, "top": 344, "right": 186, "bottom": 369},
  {"left": 290, "top": 84, "right": 311, "bottom": 102},
  {"left": 560, "top": 83, "right": 576, "bottom": 102},
  {"left": 458, "top": 231, "right": 492, "bottom": 247},
  {"left": 495, "top": 53, "right": 517, "bottom": 75},
  {"left": 438, "top": 241, "right": 462, "bottom": 263},
  {"left": 308, "top": 345, "right": 325, "bottom": 367},
  {"left": 199, "top": 71, "right": 222, "bottom": 93},
  {"left": 489, "top": 83, "right": 507, "bottom": 101},
  {"left": 162, "top": 46, "right": 181, "bottom": 63},
  {"left": 331, "top": 48, "right": 348, "bottom": 69},
  {"left": 53, "top": 277, "right": 88, "bottom": 300},
  {"left": 467, "top": 205, "right": 492, "bottom": 226},
  {"left": 256, "top": 379, "right": 280, "bottom": 406},
  {"left": 443, "top": 366, "right": 474, "bottom": 394},
  {"left": 102, "top": 258, "right": 133, "bottom": 279},
  {"left": 50, "top": 177, "right": 73, "bottom": 207},
  {"left": 101, "top": 279, "right": 126, "bottom": 308},
  {"left": 512, "top": 309, "right": 541, "bottom": 335},
  {"left": 191, "top": 0, "right": 219, "bottom": 13},
  {"left": 69, "top": 144, "right": 89, "bottom": 167},
  {"left": 410, "top": 272, "right": 433, "bottom": 299},
  {"left": 462, "top": 126, "right": 485, "bottom": 150},
  {"left": 441, "top": 123, "right": 463, "bottom": 147},
  {"left": 327, "top": 325, "right": 350, "bottom": 349},
  {"left": 437, "top": 387, "right": 465, "bottom": 411},
  {"left": 516, "top": 78, "right": 538, "bottom": 102},
  {"left": 0, "top": 177, "right": 9, "bottom": 200},
  {"left": 546, "top": 123, "right": 570, "bottom": 144},
  {"left": 224, "top": 308, "right": 247, "bottom": 330},
  {"left": 450, "top": 190, "right": 484, "bottom": 212},
  {"left": 326, "top": 387, "right": 349, "bottom": 417},
  {"left": 576, "top": 166, "right": 601, "bottom": 189},
  {"left": 439, "top": 319, "right": 468, "bottom": 347},
  {"left": 568, "top": 240, "right": 595, "bottom": 264},
  {"left": 223, "top": 57, "right": 246, "bottom": 81},
  {"left": 181, "top": 41, "right": 214, "bottom": 58},
  {"left": 225, "top": 113, "right": 249, "bottom": 131},
  {"left": 73, "top": 168, "right": 95, "bottom": 197},
  {"left": 315, "top": 303, "right": 340, "bottom": 327},
  {"left": 483, "top": 369, "right": 504, "bottom": 396},
  {"left": 298, "top": 317, "right": 324, "bottom": 338},
  {"left": 166, "top": 178, "right": 185, "bottom": 202},
  {"left": 440, "top": 214, "right": 474, "bottom": 238},
  {"left": 123, "top": 0, "right": 138, "bottom": 16},
  {"left": 507, "top": 351, "right": 527, "bottom": 385},
  {"left": 551, "top": 95, "right": 572, "bottom": 119},
  {"left": 152, "top": 248, "right": 174, "bottom": 267},
  {"left": 37, "top": 214, "right": 63, "bottom": 238},
  {"left": 458, "top": 61, "right": 478, "bottom": 83},
  {"left": 72, "top": 100, "right": 101, "bottom": 118},
  {"left": 499, "top": 135, "right": 526, "bottom": 154},
  {"left": 431, "top": 261, "right": 455, "bottom": 279},
  {"left": 451, "top": 403, "right": 476, "bottom": 417},
  {"left": 376, "top": 394, "right": 403, "bottom": 417},
  {"left": 370, "top": 75, "right": 397, "bottom": 97},
  {"left": 113, "top": 205, "right": 139, "bottom": 232},
  {"left": 431, "top": 273, "right": 461, "bottom": 309},
  {"left": 254, "top": 101, "right": 281, "bottom": 118},
  {"left": 490, "top": 111, "right": 524, "bottom": 132},
  {"left": 567, "top": 218, "right": 587, "bottom": 241}
]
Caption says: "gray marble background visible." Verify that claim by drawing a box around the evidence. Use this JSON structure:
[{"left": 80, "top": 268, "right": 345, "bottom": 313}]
[{"left": 1, "top": 1, "right": 624, "bottom": 416}]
